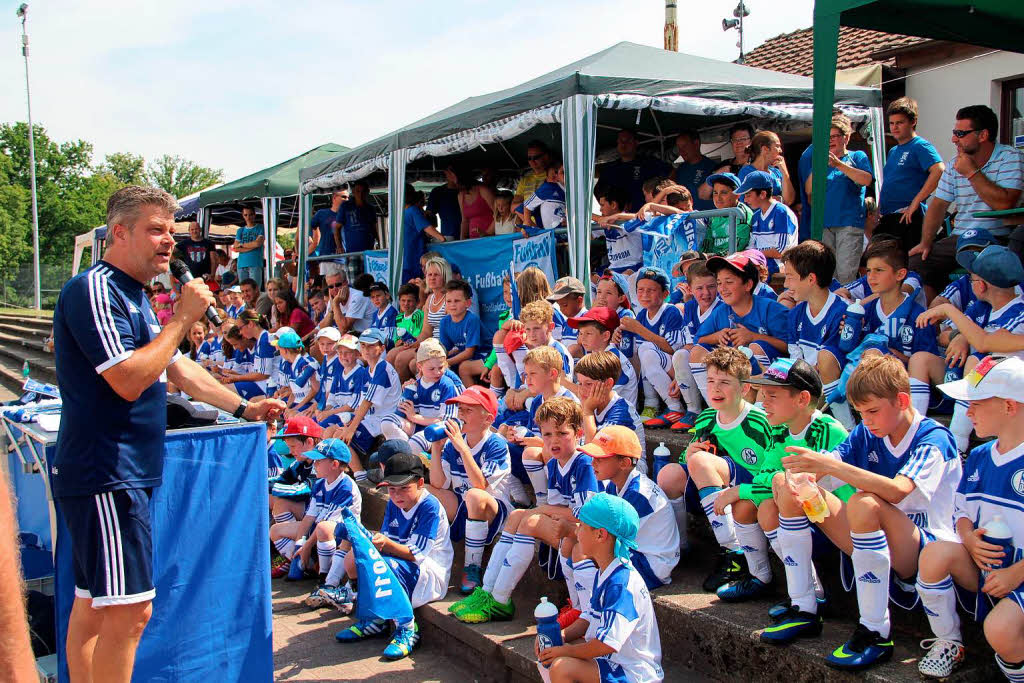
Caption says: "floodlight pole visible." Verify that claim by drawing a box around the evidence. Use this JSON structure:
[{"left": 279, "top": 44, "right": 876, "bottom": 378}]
[
  {"left": 18, "top": 3, "right": 41, "bottom": 311},
  {"left": 664, "top": 1, "right": 678, "bottom": 52}
]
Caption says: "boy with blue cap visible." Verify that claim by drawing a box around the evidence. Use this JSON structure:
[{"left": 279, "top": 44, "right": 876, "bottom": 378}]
[
  {"left": 739, "top": 170, "right": 799, "bottom": 276},
  {"left": 929, "top": 228, "right": 997, "bottom": 313},
  {"left": 271, "top": 329, "right": 320, "bottom": 416},
  {"left": 912, "top": 244, "right": 1024, "bottom": 452},
  {"left": 338, "top": 328, "right": 402, "bottom": 481},
  {"left": 700, "top": 173, "right": 752, "bottom": 255},
  {"left": 537, "top": 493, "right": 664, "bottom": 683}
]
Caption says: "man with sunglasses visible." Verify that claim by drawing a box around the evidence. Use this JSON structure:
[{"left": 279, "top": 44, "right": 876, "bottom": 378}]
[
  {"left": 513, "top": 140, "right": 551, "bottom": 220},
  {"left": 909, "top": 105, "right": 1024, "bottom": 301}
]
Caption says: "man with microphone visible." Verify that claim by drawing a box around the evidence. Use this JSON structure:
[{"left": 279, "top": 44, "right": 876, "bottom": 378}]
[{"left": 51, "top": 186, "right": 285, "bottom": 683}]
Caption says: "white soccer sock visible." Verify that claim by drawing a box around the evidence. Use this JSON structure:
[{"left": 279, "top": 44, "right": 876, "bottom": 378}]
[
  {"left": 561, "top": 554, "right": 578, "bottom": 606},
  {"left": 831, "top": 400, "right": 856, "bottom": 431},
  {"left": 507, "top": 477, "right": 531, "bottom": 507},
  {"left": 408, "top": 432, "right": 430, "bottom": 454},
  {"left": 464, "top": 519, "right": 489, "bottom": 568},
  {"left": 851, "top": 530, "right": 892, "bottom": 638},
  {"left": 916, "top": 575, "right": 961, "bottom": 642},
  {"left": 317, "top": 539, "right": 336, "bottom": 576},
  {"left": 638, "top": 345, "right": 681, "bottom": 411},
  {"left": 736, "top": 522, "right": 772, "bottom": 583},
  {"left": 325, "top": 548, "right": 349, "bottom": 587},
  {"left": 482, "top": 531, "right": 514, "bottom": 593},
  {"left": 273, "top": 511, "right": 295, "bottom": 524},
  {"left": 673, "top": 348, "right": 702, "bottom": 413},
  {"left": 700, "top": 488, "right": 738, "bottom": 550},
  {"left": 523, "top": 459, "right": 548, "bottom": 505},
  {"left": 573, "top": 559, "right": 598, "bottom": 612},
  {"left": 354, "top": 471, "right": 368, "bottom": 482},
  {"left": 765, "top": 527, "right": 781, "bottom": 559},
  {"left": 491, "top": 534, "right": 536, "bottom": 604},
  {"left": 778, "top": 515, "right": 817, "bottom": 613},
  {"left": 490, "top": 383, "right": 506, "bottom": 399},
  {"left": 690, "top": 362, "right": 709, "bottom": 405},
  {"left": 669, "top": 495, "right": 689, "bottom": 552},
  {"left": 642, "top": 378, "right": 659, "bottom": 410},
  {"left": 274, "top": 537, "right": 296, "bottom": 559},
  {"left": 380, "top": 419, "right": 409, "bottom": 442},
  {"left": 909, "top": 378, "right": 931, "bottom": 417},
  {"left": 996, "top": 654, "right": 1024, "bottom": 682},
  {"left": 495, "top": 350, "right": 517, "bottom": 388},
  {"left": 950, "top": 400, "right": 972, "bottom": 453}
]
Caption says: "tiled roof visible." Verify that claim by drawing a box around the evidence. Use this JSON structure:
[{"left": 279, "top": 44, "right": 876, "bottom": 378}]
[{"left": 743, "top": 26, "right": 928, "bottom": 76}]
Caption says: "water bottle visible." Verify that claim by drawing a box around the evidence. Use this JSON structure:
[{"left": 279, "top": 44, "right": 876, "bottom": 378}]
[
  {"left": 981, "top": 515, "right": 1016, "bottom": 572},
  {"left": 22, "top": 360, "right": 29, "bottom": 379},
  {"left": 423, "top": 419, "right": 461, "bottom": 443},
  {"left": 534, "top": 596, "right": 563, "bottom": 665},
  {"left": 790, "top": 472, "right": 829, "bottom": 524},
  {"left": 653, "top": 442, "right": 672, "bottom": 479},
  {"left": 839, "top": 299, "right": 865, "bottom": 354}
]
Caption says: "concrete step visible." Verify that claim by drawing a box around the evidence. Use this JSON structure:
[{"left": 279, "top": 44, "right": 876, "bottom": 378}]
[
  {"left": 0, "top": 330, "right": 51, "bottom": 356},
  {"left": 0, "top": 322, "right": 51, "bottom": 340},
  {"left": 0, "top": 341, "right": 57, "bottom": 389},
  {"left": 0, "top": 313, "right": 52, "bottom": 333}
]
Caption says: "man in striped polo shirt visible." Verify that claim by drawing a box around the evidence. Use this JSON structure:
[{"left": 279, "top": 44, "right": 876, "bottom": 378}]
[{"left": 910, "top": 105, "right": 1024, "bottom": 301}]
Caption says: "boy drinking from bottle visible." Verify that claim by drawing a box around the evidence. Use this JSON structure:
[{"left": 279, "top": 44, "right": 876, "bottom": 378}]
[{"left": 913, "top": 356, "right": 1024, "bottom": 679}]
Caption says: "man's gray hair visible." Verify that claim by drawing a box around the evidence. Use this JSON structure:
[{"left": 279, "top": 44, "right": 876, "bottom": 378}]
[{"left": 105, "top": 185, "right": 179, "bottom": 246}]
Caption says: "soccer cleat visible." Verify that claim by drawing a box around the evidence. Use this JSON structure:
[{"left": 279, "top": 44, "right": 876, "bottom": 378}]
[
  {"left": 449, "top": 586, "right": 487, "bottom": 615},
  {"left": 825, "top": 624, "right": 894, "bottom": 670},
  {"left": 382, "top": 624, "right": 421, "bottom": 660},
  {"left": 335, "top": 618, "right": 388, "bottom": 643},
  {"left": 320, "top": 584, "right": 355, "bottom": 614},
  {"left": 703, "top": 549, "right": 746, "bottom": 592},
  {"left": 455, "top": 591, "right": 515, "bottom": 624},
  {"left": 304, "top": 585, "right": 329, "bottom": 609},
  {"left": 460, "top": 564, "right": 482, "bottom": 595},
  {"left": 760, "top": 607, "right": 823, "bottom": 644},
  {"left": 271, "top": 558, "right": 291, "bottom": 580},
  {"left": 670, "top": 411, "right": 700, "bottom": 431},
  {"left": 644, "top": 411, "right": 684, "bottom": 429},
  {"left": 640, "top": 406, "right": 658, "bottom": 420},
  {"left": 717, "top": 576, "right": 771, "bottom": 602},
  {"left": 769, "top": 596, "right": 828, "bottom": 622},
  {"left": 918, "top": 638, "right": 965, "bottom": 678},
  {"left": 271, "top": 555, "right": 288, "bottom": 571},
  {"left": 557, "top": 600, "right": 581, "bottom": 629}
]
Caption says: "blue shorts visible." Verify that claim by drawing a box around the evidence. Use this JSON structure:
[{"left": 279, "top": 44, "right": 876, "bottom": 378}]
[
  {"left": 629, "top": 550, "right": 664, "bottom": 591},
  {"left": 955, "top": 581, "right": 1024, "bottom": 621},
  {"left": 57, "top": 489, "right": 155, "bottom": 607},
  {"left": 449, "top": 495, "right": 511, "bottom": 545},
  {"left": 597, "top": 658, "right": 630, "bottom": 683},
  {"left": 234, "top": 381, "right": 267, "bottom": 400},
  {"left": 678, "top": 458, "right": 755, "bottom": 515},
  {"left": 386, "top": 556, "right": 420, "bottom": 599},
  {"left": 318, "top": 413, "right": 349, "bottom": 428}
]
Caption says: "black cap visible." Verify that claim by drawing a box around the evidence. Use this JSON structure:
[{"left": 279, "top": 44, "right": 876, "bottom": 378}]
[
  {"left": 368, "top": 281, "right": 390, "bottom": 295},
  {"left": 370, "top": 438, "right": 414, "bottom": 465},
  {"left": 747, "top": 358, "right": 823, "bottom": 397},
  {"left": 378, "top": 452, "right": 425, "bottom": 487}
]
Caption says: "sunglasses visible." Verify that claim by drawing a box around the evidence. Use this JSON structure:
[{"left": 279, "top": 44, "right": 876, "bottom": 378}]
[
  {"left": 952, "top": 128, "right": 980, "bottom": 139},
  {"left": 527, "top": 154, "right": 544, "bottom": 161},
  {"left": 327, "top": 282, "right": 342, "bottom": 289}
]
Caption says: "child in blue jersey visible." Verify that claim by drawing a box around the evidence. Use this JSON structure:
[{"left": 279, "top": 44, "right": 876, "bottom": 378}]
[
  {"left": 381, "top": 339, "right": 461, "bottom": 453},
  {"left": 836, "top": 237, "right": 927, "bottom": 309},
  {"left": 689, "top": 254, "right": 789, "bottom": 403},
  {"left": 779, "top": 354, "right": 962, "bottom": 671},
  {"left": 736, "top": 170, "right": 798, "bottom": 275},
  {"left": 782, "top": 240, "right": 854, "bottom": 428},
  {"left": 503, "top": 300, "right": 575, "bottom": 412},
  {"left": 453, "top": 397, "right": 600, "bottom": 624},
  {"left": 225, "top": 285, "right": 245, "bottom": 319},
  {"left": 595, "top": 185, "right": 643, "bottom": 274},
  {"left": 334, "top": 452, "right": 453, "bottom": 661},
  {"left": 224, "top": 309, "right": 278, "bottom": 399},
  {"left": 368, "top": 282, "right": 398, "bottom": 351},
  {"left": 426, "top": 386, "right": 511, "bottom": 595},
  {"left": 576, "top": 350, "right": 646, "bottom": 463},
  {"left": 537, "top": 493, "right": 664, "bottom": 683},
  {"left": 593, "top": 272, "right": 636, "bottom": 360},
  {"left": 438, "top": 280, "right": 488, "bottom": 385},
  {"left": 304, "top": 327, "right": 342, "bottom": 419},
  {"left": 913, "top": 246, "right": 1024, "bottom": 455},
  {"left": 929, "top": 228, "right": 996, "bottom": 314},
  {"left": 618, "top": 266, "right": 686, "bottom": 428},
  {"left": 547, "top": 277, "right": 588, "bottom": 358},
  {"left": 272, "top": 329, "right": 320, "bottom": 416},
  {"left": 267, "top": 417, "right": 324, "bottom": 578},
  {"left": 338, "top": 328, "right": 402, "bottom": 481},
  {"left": 914, "top": 356, "right": 1024, "bottom": 679},
  {"left": 669, "top": 260, "right": 721, "bottom": 430},
  {"left": 318, "top": 335, "right": 369, "bottom": 437},
  {"left": 568, "top": 308, "right": 638, "bottom": 407},
  {"left": 523, "top": 160, "right": 566, "bottom": 231}
]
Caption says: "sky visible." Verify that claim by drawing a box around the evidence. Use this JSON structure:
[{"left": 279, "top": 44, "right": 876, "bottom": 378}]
[{"left": 0, "top": 0, "right": 816, "bottom": 181}]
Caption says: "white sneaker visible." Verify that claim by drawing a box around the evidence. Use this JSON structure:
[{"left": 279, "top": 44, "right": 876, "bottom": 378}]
[{"left": 918, "top": 638, "right": 965, "bottom": 678}]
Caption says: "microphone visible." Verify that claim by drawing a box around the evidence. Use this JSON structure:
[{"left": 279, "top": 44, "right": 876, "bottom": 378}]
[{"left": 169, "top": 259, "right": 223, "bottom": 327}]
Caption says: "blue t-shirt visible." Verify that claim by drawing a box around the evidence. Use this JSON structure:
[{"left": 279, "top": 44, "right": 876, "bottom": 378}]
[
  {"left": 52, "top": 262, "right": 180, "bottom": 497},
  {"left": 335, "top": 199, "right": 377, "bottom": 253},
  {"left": 371, "top": 304, "right": 399, "bottom": 350},
  {"left": 681, "top": 298, "right": 721, "bottom": 346},
  {"left": 788, "top": 292, "right": 848, "bottom": 365},
  {"left": 426, "top": 185, "right": 462, "bottom": 240},
  {"left": 546, "top": 451, "right": 601, "bottom": 516},
  {"left": 523, "top": 181, "right": 566, "bottom": 229},
  {"left": 600, "top": 156, "right": 673, "bottom": 211},
  {"left": 861, "top": 294, "right": 938, "bottom": 357},
  {"left": 823, "top": 150, "right": 873, "bottom": 229},
  {"left": 749, "top": 201, "right": 799, "bottom": 274},
  {"left": 636, "top": 303, "right": 686, "bottom": 351},
  {"left": 696, "top": 296, "right": 789, "bottom": 345},
  {"left": 738, "top": 164, "right": 784, "bottom": 199},
  {"left": 439, "top": 311, "right": 486, "bottom": 359},
  {"left": 310, "top": 207, "right": 339, "bottom": 256},
  {"left": 402, "top": 205, "right": 432, "bottom": 281},
  {"left": 675, "top": 157, "right": 719, "bottom": 211},
  {"left": 235, "top": 224, "right": 264, "bottom": 269},
  {"left": 879, "top": 136, "right": 942, "bottom": 215},
  {"left": 401, "top": 375, "right": 462, "bottom": 421}
]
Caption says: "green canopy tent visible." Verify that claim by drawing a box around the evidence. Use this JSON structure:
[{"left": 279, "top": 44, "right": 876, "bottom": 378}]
[
  {"left": 197, "top": 142, "right": 349, "bottom": 284},
  {"left": 299, "top": 42, "right": 881, "bottom": 299},
  {"left": 811, "top": 0, "right": 1024, "bottom": 239}
]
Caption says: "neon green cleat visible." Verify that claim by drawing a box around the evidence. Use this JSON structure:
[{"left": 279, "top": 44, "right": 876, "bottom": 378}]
[
  {"left": 448, "top": 586, "right": 488, "bottom": 616},
  {"left": 456, "top": 591, "right": 515, "bottom": 624},
  {"left": 640, "top": 406, "right": 658, "bottom": 420}
]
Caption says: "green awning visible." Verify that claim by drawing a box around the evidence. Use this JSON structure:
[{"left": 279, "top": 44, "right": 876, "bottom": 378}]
[{"left": 199, "top": 143, "right": 349, "bottom": 208}]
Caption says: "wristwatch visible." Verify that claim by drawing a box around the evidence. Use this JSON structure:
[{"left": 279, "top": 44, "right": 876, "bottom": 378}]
[{"left": 233, "top": 398, "right": 249, "bottom": 419}]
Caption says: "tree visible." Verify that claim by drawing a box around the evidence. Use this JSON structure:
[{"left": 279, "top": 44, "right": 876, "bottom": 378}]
[
  {"left": 147, "top": 154, "right": 223, "bottom": 199},
  {"left": 0, "top": 155, "right": 31, "bottom": 278},
  {"left": 101, "top": 152, "right": 147, "bottom": 185}
]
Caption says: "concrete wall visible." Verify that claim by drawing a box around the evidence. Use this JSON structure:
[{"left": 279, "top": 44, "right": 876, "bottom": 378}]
[{"left": 906, "top": 51, "right": 1024, "bottom": 161}]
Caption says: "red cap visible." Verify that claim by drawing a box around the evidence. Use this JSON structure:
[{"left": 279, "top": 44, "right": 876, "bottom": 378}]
[
  {"left": 446, "top": 385, "right": 499, "bottom": 418},
  {"left": 271, "top": 415, "right": 323, "bottom": 440},
  {"left": 503, "top": 330, "right": 525, "bottom": 355},
  {"left": 706, "top": 253, "right": 758, "bottom": 281},
  {"left": 567, "top": 307, "right": 620, "bottom": 332}
]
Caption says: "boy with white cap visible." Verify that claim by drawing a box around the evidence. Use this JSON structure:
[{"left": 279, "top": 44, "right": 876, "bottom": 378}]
[
  {"left": 380, "top": 339, "right": 461, "bottom": 453},
  {"left": 317, "top": 334, "right": 369, "bottom": 436},
  {"left": 915, "top": 356, "right": 1024, "bottom": 679}
]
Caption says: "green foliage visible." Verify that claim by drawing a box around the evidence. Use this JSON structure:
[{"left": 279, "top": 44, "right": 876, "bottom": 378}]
[
  {"left": 100, "top": 152, "right": 147, "bottom": 185},
  {"left": 147, "top": 154, "right": 224, "bottom": 198}
]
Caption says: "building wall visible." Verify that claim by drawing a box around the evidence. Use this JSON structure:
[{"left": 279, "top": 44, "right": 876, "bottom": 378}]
[{"left": 905, "top": 51, "right": 1024, "bottom": 161}]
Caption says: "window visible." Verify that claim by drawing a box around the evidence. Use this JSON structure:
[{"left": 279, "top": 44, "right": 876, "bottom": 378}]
[{"left": 1000, "top": 77, "right": 1024, "bottom": 148}]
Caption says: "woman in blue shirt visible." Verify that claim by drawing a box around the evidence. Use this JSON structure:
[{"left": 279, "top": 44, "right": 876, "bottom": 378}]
[{"left": 738, "top": 130, "right": 795, "bottom": 206}]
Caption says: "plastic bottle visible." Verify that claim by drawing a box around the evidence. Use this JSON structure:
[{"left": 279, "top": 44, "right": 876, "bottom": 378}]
[
  {"left": 791, "top": 472, "right": 829, "bottom": 524},
  {"left": 22, "top": 360, "right": 29, "bottom": 379},
  {"left": 981, "top": 515, "right": 1016, "bottom": 572},
  {"left": 423, "top": 419, "right": 462, "bottom": 443},
  {"left": 534, "top": 596, "right": 563, "bottom": 665},
  {"left": 653, "top": 442, "right": 672, "bottom": 479},
  {"left": 839, "top": 300, "right": 865, "bottom": 354}
]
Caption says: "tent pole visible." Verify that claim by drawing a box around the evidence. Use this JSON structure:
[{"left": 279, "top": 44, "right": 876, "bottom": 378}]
[
  {"left": 560, "top": 94, "right": 596, "bottom": 306},
  {"left": 296, "top": 193, "right": 312, "bottom": 303},
  {"left": 386, "top": 150, "right": 409, "bottom": 297},
  {"left": 811, "top": 8, "right": 841, "bottom": 241}
]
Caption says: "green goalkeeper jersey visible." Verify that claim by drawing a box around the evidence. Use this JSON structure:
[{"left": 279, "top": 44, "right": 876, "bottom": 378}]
[
  {"left": 738, "top": 411, "right": 854, "bottom": 504},
  {"left": 685, "top": 402, "right": 773, "bottom": 474}
]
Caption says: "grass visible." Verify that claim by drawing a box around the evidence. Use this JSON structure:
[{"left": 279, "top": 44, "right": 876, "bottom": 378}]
[{"left": 0, "top": 307, "right": 53, "bottom": 318}]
